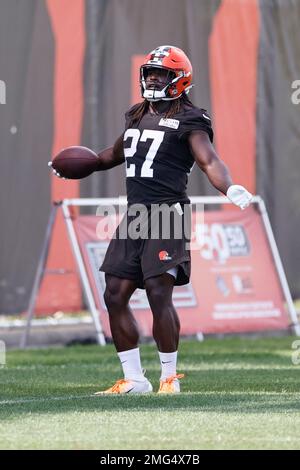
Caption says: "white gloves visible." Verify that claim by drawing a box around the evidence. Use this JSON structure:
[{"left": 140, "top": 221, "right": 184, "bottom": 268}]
[
  {"left": 226, "top": 184, "right": 253, "bottom": 210},
  {"left": 48, "top": 161, "right": 68, "bottom": 180}
]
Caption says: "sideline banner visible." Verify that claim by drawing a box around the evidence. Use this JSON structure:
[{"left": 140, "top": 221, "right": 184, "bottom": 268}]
[
  {"left": 73, "top": 206, "right": 289, "bottom": 337},
  {"left": 189, "top": 207, "right": 289, "bottom": 333}
]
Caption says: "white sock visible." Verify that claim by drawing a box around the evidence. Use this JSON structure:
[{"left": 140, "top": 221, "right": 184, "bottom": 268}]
[
  {"left": 158, "top": 351, "right": 177, "bottom": 380},
  {"left": 117, "top": 347, "right": 145, "bottom": 381}
]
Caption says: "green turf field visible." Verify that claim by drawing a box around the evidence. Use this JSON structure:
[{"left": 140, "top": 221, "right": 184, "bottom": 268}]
[{"left": 1, "top": 337, "right": 300, "bottom": 450}]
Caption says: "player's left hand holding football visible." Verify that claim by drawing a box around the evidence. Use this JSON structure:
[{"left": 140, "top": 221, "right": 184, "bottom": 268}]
[
  {"left": 226, "top": 184, "right": 253, "bottom": 210},
  {"left": 48, "top": 146, "right": 99, "bottom": 179},
  {"left": 48, "top": 161, "right": 67, "bottom": 179}
]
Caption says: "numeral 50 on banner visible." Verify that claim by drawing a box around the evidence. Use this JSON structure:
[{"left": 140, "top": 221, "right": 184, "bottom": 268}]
[{"left": 193, "top": 223, "right": 250, "bottom": 262}]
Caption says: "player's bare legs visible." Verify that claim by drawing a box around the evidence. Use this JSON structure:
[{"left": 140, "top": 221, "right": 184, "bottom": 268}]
[
  {"left": 145, "top": 272, "right": 179, "bottom": 352},
  {"left": 145, "top": 272, "right": 184, "bottom": 393},
  {"left": 103, "top": 274, "right": 139, "bottom": 352}
]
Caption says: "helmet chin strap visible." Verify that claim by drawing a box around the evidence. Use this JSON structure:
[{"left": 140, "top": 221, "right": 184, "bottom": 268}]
[
  {"left": 143, "top": 89, "right": 167, "bottom": 101},
  {"left": 143, "top": 84, "right": 181, "bottom": 102},
  {"left": 143, "top": 90, "right": 185, "bottom": 102},
  {"left": 142, "top": 73, "right": 191, "bottom": 102}
]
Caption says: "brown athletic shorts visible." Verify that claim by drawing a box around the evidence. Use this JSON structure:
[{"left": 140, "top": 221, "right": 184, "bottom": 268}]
[{"left": 100, "top": 203, "right": 191, "bottom": 289}]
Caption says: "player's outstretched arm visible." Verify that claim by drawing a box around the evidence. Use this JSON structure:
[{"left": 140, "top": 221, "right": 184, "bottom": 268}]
[
  {"left": 188, "top": 130, "right": 253, "bottom": 210},
  {"left": 95, "top": 133, "right": 125, "bottom": 171}
]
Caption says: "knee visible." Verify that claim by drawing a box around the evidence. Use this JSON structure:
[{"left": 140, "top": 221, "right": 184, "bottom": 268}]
[
  {"left": 146, "top": 284, "right": 172, "bottom": 312},
  {"left": 103, "top": 287, "right": 128, "bottom": 313}
]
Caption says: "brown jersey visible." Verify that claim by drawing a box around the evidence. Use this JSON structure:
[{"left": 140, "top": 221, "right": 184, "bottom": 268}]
[{"left": 124, "top": 103, "right": 213, "bottom": 206}]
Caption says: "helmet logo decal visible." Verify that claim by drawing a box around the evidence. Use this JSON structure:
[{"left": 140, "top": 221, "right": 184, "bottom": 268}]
[
  {"left": 148, "top": 46, "right": 171, "bottom": 65},
  {"left": 152, "top": 46, "right": 171, "bottom": 56}
]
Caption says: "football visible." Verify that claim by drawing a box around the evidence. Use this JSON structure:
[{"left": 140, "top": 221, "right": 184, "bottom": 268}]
[{"left": 51, "top": 146, "right": 99, "bottom": 179}]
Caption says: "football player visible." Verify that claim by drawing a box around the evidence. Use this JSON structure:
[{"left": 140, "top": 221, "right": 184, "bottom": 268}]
[{"left": 51, "top": 45, "right": 252, "bottom": 394}]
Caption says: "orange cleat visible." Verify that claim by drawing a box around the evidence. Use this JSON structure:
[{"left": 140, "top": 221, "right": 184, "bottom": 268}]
[
  {"left": 94, "top": 378, "right": 153, "bottom": 395},
  {"left": 157, "top": 374, "right": 185, "bottom": 394}
]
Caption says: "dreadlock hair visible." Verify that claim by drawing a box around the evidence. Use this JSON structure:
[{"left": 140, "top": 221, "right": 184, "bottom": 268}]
[{"left": 127, "top": 92, "right": 194, "bottom": 128}]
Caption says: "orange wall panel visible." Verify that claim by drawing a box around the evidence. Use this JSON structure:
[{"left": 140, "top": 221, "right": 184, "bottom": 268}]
[
  {"left": 209, "top": 0, "right": 259, "bottom": 193},
  {"left": 36, "top": 0, "right": 85, "bottom": 312}
]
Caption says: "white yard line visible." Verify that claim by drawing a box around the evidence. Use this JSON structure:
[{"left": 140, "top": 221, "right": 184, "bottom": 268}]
[
  {"left": 0, "top": 394, "right": 95, "bottom": 405},
  {"left": 1, "top": 390, "right": 300, "bottom": 406}
]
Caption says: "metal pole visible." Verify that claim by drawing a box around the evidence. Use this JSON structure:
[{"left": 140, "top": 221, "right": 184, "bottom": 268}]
[
  {"left": 62, "top": 195, "right": 262, "bottom": 207},
  {"left": 63, "top": 197, "right": 127, "bottom": 207},
  {"left": 61, "top": 202, "right": 106, "bottom": 345},
  {"left": 20, "top": 203, "right": 59, "bottom": 348},
  {"left": 258, "top": 198, "right": 300, "bottom": 336}
]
